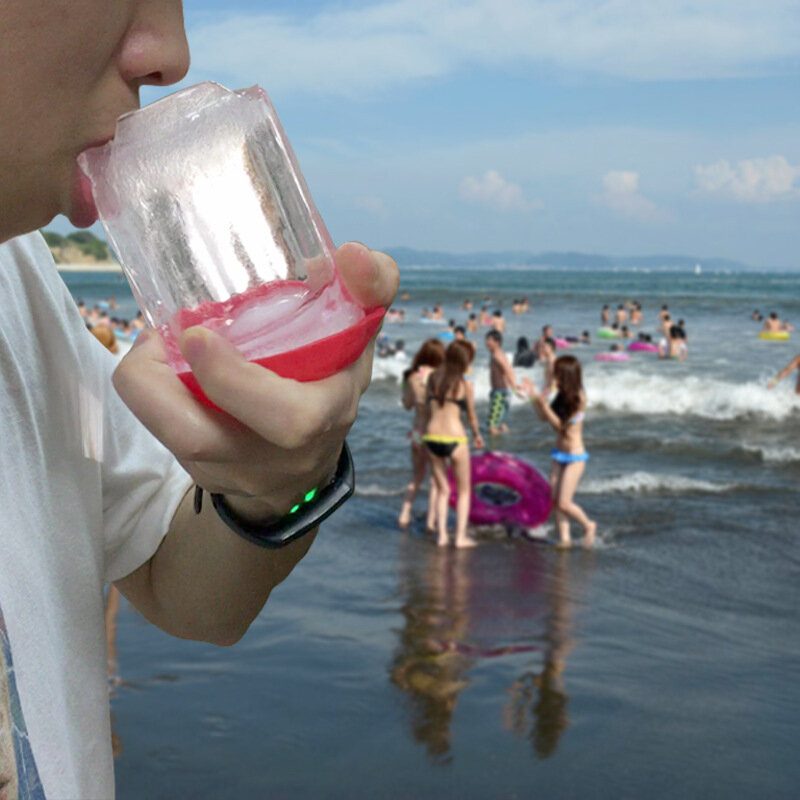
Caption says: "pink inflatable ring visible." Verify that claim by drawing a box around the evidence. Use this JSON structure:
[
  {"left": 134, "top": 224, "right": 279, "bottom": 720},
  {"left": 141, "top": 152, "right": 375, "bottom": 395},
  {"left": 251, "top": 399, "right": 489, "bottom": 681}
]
[
  {"left": 627, "top": 341, "right": 659, "bottom": 353},
  {"left": 448, "top": 451, "right": 552, "bottom": 527},
  {"left": 594, "top": 351, "right": 630, "bottom": 363}
]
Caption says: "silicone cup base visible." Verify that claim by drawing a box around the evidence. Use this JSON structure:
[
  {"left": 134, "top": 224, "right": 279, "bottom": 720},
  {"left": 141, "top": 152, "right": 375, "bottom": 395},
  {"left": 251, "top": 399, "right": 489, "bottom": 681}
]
[{"left": 178, "top": 306, "right": 386, "bottom": 410}]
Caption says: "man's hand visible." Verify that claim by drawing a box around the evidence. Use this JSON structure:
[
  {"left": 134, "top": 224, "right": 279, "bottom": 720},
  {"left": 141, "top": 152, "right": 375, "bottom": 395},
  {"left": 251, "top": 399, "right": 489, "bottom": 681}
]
[
  {"left": 114, "top": 242, "right": 399, "bottom": 520},
  {"left": 111, "top": 243, "right": 398, "bottom": 645}
]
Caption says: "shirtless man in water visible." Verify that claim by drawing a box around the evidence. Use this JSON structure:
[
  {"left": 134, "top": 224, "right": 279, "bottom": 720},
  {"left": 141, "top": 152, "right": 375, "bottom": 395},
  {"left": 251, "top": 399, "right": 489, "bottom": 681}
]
[{"left": 485, "top": 331, "right": 519, "bottom": 435}]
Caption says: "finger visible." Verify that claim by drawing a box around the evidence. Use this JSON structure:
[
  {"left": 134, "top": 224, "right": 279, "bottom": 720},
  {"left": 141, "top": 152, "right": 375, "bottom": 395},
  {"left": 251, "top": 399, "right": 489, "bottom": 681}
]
[
  {"left": 336, "top": 242, "right": 399, "bottom": 310},
  {"left": 113, "top": 329, "right": 261, "bottom": 462},
  {"left": 180, "top": 326, "right": 365, "bottom": 448}
]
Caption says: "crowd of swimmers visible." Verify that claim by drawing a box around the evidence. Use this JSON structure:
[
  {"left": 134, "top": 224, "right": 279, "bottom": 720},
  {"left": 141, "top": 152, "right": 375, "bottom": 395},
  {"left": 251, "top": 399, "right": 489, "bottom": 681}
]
[
  {"left": 76, "top": 296, "right": 146, "bottom": 354},
  {"left": 392, "top": 292, "right": 799, "bottom": 550}
]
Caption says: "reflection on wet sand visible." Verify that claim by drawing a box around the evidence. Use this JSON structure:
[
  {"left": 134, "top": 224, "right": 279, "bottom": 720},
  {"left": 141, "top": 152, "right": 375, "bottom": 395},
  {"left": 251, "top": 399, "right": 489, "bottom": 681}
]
[
  {"left": 504, "top": 551, "right": 577, "bottom": 759},
  {"left": 391, "top": 540, "right": 591, "bottom": 763},
  {"left": 390, "top": 548, "right": 472, "bottom": 762}
]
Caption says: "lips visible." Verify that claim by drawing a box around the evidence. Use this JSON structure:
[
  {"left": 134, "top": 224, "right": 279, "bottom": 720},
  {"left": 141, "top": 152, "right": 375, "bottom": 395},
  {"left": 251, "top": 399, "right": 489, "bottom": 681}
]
[{"left": 70, "top": 136, "right": 113, "bottom": 228}]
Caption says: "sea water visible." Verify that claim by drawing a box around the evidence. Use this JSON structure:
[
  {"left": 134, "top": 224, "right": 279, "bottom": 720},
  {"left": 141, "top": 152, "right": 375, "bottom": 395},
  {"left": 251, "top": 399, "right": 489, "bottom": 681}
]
[{"left": 62, "top": 266, "right": 799, "bottom": 799}]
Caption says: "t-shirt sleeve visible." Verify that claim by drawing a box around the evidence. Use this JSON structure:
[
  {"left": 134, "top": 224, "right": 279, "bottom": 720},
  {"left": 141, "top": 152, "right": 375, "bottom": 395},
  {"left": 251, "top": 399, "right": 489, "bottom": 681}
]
[
  {"left": 85, "top": 334, "right": 193, "bottom": 583},
  {"left": 97, "top": 349, "right": 194, "bottom": 583}
]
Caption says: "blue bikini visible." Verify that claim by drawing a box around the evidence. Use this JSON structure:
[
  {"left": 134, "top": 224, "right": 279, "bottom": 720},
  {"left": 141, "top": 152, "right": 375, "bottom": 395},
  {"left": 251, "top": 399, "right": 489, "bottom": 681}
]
[
  {"left": 551, "top": 448, "right": 589, "bottom": 464},
  {"left": 551, "top": 411, "right": 589, "bottom": 464}
]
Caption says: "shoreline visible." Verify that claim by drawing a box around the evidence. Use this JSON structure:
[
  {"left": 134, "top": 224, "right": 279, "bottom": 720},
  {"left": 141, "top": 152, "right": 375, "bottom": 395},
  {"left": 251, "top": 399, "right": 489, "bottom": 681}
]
[{"left": 56, "top": 262, "right": 122, "bottom": 273}]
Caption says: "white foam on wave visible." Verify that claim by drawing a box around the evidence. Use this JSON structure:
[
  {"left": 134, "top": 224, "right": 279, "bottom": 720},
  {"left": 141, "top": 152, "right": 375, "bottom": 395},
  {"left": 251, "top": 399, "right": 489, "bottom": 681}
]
[
  {"left": 741, "top": 444, "right": 800, "bottom": 464},
  {"left": 371, "top": 352, "right": 800, "bottom": 421},
  {"left": 356, "top": 483, "right": 405, "bottom": 498},
  {"left": 582, "top": 471, "right": 737, "bottom": 495},
  {"left": 585, "top": 368, "right": 800, "bottom": 421}
]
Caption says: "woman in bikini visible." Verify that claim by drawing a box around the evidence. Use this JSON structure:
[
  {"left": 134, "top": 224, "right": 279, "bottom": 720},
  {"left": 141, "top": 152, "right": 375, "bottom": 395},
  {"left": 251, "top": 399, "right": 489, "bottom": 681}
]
[
  {"left": 398, "top": 339, "right": 446, "bottom": 529},
  {"left": 524, "top": 355, "right": 597, "bottom": 548},
  {"left": 424, "top": 342, "right": 484, "bottom": 548}
]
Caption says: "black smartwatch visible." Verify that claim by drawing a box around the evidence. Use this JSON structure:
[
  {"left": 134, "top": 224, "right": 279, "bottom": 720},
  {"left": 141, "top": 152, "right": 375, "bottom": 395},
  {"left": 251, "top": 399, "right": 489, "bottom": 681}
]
[{"left": 194, "top": 441, "right": 355, "bottom": 549}]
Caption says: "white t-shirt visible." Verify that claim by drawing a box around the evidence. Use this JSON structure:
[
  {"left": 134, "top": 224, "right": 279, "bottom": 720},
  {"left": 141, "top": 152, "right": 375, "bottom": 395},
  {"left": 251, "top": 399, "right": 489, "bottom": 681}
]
[{"left": 0, "top": 232, "right": 193, "bottom": 799}]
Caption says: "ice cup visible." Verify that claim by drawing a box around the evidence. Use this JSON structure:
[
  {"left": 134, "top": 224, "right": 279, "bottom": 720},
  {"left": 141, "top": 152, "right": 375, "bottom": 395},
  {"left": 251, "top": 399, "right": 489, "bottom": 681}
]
[{"left": 78, "top": 82, "right": 384, "bottom": 408}]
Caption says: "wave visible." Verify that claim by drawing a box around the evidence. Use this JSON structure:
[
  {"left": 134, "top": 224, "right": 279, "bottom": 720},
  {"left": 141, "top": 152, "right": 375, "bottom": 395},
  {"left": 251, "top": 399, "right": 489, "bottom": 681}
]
[
  {"left": 371, "top": 354, "right": 800, "bottom": 422},
  {"left": 582, "top": 471, "right": 737, "bottom": 495},
  {"left": 740, "top": 444, "right": 800, "bottom": 464},
  {"left": 356, "top": 483, "right": 404, "bottom": 498},
  {"left": 586, "top": 369, "right": 800, "bottom": 422}
]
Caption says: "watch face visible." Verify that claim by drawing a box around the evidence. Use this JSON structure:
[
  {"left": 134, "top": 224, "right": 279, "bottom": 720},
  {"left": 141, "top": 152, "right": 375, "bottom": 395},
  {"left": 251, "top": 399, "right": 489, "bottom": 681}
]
[{"left": 211, "top": 442, "right": 355, "bottom": 548}]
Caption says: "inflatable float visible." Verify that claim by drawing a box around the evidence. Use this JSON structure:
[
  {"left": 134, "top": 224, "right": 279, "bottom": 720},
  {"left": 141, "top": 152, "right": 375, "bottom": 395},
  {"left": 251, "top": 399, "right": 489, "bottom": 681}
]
[
  {"left": 448, "top": 451, "right": 551, "bottom": 528},
  {"left": 554, "top": 337, "right": 570, "bottom": 349},
  {"left": 594, "top": 351, "right": 630, "bottom": 363},
  {"left": 759, "top": 331, "right": 791, "bottom": 341},
  {"left": 597, "top": 327, "right": 619, "bottom": 339},
  {"left": 627, "top": 341, "right": 659, "bottom": 353}
]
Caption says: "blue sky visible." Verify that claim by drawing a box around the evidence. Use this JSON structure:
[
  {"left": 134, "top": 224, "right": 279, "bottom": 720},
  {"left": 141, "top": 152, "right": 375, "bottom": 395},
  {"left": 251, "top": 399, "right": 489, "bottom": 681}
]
[{"left": 58, "top": 0, "right": 800, "bottom": 267}]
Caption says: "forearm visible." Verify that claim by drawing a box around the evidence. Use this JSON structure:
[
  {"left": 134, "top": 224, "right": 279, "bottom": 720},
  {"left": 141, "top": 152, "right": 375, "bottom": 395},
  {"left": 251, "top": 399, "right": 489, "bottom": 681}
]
[{"left": 116, "top": 487, "right": 315, "bottom": 646}]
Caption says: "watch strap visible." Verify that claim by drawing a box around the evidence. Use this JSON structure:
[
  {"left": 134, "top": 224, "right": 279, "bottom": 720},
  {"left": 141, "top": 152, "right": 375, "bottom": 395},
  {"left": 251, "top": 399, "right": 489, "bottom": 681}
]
[{"left": 195, "top": 441, "right": 355, "bottom": 549}]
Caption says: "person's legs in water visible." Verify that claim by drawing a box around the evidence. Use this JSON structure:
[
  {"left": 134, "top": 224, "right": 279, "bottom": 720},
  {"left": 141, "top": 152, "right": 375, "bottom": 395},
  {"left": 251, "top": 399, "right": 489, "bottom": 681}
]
[
  {"left": 426, "top": 475, "right": 439, "bottom": 534},
  {"left": 429, "top": 453, "right": 452, "bottom": 547},
  {"left": 549, "top": 462, "right": 571, "bottom": 547},
  {"left": 487, "top": 389, "right": 510, "bottom": 435},
  {"left": 450, "top": 443, "right": 476, "bottom": 549},
  {"left": 398, "top": 437, "right": 428, "bottom": 528},
  {"left": 555, "top": 462, "right": 596, "bottom": 547}
]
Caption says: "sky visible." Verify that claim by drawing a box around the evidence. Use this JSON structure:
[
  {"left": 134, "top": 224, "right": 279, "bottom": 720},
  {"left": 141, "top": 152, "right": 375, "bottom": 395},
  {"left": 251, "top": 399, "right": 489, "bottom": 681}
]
[{"left": 56, "top": 0, "right": 800, "bottom": 267}]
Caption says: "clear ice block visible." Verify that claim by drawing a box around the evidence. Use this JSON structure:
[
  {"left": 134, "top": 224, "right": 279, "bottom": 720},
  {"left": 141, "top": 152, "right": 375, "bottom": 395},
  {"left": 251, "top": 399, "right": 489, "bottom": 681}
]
[{"left": 78, "top": 82, "right": 373, "bottom": 382}]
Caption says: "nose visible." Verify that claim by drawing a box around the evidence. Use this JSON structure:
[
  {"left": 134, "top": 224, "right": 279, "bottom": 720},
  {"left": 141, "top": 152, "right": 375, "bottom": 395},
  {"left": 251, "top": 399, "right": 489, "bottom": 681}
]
[{"left": 118, "top": 1, "right": 191, "bottom": 88}]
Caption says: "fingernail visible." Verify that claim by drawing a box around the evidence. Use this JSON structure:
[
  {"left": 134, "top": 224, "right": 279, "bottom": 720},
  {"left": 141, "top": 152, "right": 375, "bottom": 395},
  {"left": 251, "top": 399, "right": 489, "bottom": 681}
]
[{"left": 181, "top": 327, "right": 209, "bottom": 362}]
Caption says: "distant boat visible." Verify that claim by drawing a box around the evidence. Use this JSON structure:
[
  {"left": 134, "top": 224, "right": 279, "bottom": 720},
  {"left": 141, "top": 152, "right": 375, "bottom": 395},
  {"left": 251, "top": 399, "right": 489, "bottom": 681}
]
[{"left": 694, "top": 263, "right": 702, "bottom": 275}]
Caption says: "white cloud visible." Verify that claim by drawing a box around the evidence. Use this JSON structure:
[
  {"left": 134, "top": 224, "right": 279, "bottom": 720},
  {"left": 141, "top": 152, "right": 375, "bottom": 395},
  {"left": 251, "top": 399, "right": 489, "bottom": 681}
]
[
  {"left": 187, "top": 0, "right": 800, "bottom": 95},
  {"left": 598, "top": 170, "right": 665, "bottom": 221},
  {"left": 459, "top": 170, "right": 539, "bottom": 212},
  {"left": 354, "top": 195, "right": 388, "bottom": 216},
  {"left": 694, "top": 156, "right": 800, "bottom": 203}
]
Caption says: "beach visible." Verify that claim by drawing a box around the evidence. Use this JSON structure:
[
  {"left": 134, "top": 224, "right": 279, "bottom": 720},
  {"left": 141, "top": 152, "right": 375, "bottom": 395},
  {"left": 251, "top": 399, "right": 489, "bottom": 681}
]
[{"left": 62, "top": 265, "right": 799, "bottom": 798}]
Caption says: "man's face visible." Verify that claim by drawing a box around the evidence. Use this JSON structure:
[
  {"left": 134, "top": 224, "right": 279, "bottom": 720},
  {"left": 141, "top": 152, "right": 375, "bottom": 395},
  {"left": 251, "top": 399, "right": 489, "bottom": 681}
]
[{"left": 0, "top": 0, "right": 189, "bottom": 242}]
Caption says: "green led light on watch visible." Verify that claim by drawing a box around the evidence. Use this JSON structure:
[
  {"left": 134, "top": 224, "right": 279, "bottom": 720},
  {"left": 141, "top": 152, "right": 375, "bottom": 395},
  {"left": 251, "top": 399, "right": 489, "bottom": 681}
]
[
  {"left": 304, "top": 488, "right": 318, "bottom": 503},
  {"left": 290, "top": 504, "right": 301, "bottom": 514}
]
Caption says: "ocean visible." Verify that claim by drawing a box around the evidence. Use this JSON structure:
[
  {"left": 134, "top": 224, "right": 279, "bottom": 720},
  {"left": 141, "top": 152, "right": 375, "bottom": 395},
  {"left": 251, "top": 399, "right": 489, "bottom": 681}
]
[{"left": 63, "top": 266, "right": 799, "bottom": 798}]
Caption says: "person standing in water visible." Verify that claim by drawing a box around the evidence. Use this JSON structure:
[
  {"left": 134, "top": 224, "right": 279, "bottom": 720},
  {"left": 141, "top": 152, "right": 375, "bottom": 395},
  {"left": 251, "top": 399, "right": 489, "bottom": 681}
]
[
  {"left": 398, "top": 340, "right": 446, "bottom": 530},
  {"left": 524, "top": 356, "right": 596, "bottom": 549},
  {"left": 485, "top": 331, "right": 519, "bottom": 435},
  {"left": 768, "top": 354, "right": 800, "bottom": 394},
  {"left": 424, "top": 343, "right": 484, "bottom": 548}
]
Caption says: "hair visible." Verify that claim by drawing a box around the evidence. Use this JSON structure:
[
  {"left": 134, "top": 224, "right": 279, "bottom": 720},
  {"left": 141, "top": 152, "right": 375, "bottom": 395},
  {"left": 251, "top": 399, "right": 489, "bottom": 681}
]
[
  {"left": 431, "top": 342, "right": 470, "bottom": 406},
  {"left": 485, "top": 330, "right": 503, "bottom": 346},
  {"left": 769, "top": 311, "right": 778, "bottom": 319},
  {"left": 469, "top": 312, "right": 476, "bottom": 320},
  {"left": 493, "top": 309, "right": 503, "bottom": 317},
  {"left": 451, "top": 338, "right": 476, "bottom": 364},
  {"left": 550, "top": 356, "right": 584, "bottom": 432},
  {"left": 403, "top": 338, "right": 445, "bottom": 382},
  {"left": 542, "top": 324, "right": 552, "bottom": 333},
  {"left": 516, "top": 336, "right": 530, "bottom": 352},
  {"left": 454, "top": 325, "right": 466, "bottom": 336},
  {"left": 669, "top": 324, "right": 682, "bottom": 338}
]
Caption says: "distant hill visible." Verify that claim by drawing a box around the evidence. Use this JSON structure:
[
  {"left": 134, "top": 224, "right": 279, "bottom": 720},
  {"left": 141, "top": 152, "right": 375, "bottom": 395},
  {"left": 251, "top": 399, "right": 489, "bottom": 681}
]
[
  {"left": 385, "top": 247, "right": 752, "bottom": 272},
  {"left": 41, "top": 230, "right": 116, "bottom": 266}
]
